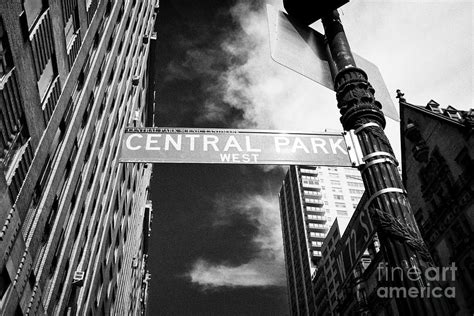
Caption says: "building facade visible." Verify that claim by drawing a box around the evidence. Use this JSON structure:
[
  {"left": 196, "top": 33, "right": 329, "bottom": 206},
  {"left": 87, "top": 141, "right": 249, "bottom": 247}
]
[
  {"left": 314, "top": 200, "right": 390, "bottom": 316},
  {"left": 279, "top": 165, "right": 364, "bottom": 315},
  {"left": 0, "top": 0, "right": 157, "bottom": 314},
  {"left": 400, "top": 96, "right": 474, "bottom": 315},
  {"left": 310, "top": 96, "right": 473, "bottom": 316}
]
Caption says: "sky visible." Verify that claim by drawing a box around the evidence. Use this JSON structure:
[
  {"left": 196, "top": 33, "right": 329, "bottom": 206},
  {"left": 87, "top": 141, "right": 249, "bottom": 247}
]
[{"left": 146, "top": 0, "right": 472, "bottom": 315}]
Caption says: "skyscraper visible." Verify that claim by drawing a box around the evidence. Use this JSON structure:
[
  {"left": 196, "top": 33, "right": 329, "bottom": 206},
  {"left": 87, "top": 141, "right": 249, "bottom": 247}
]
[
  {"left": 0, "top": 0, "right": 157, "bottom": 314},
  {"left": 279, "top": 165, "right": 364, "bottom": 315}
]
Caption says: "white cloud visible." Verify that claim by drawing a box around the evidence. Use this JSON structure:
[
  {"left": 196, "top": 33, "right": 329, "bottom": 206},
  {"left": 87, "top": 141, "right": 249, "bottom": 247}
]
[
  {"left": 186, "top": 192, "right": 286, "bottom": 289},
  {"left": 215, "top": 1, "right": 340, "bottom": 131}
]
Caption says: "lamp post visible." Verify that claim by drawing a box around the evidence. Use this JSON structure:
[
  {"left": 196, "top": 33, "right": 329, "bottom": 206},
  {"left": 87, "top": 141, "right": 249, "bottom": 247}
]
[{"left": 283, "top": 2, "right": 451, "bottom": 315}]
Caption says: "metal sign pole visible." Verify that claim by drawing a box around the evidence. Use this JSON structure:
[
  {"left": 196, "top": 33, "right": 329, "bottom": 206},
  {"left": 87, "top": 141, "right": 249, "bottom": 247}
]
[
  {"left": 280, "top": 0, "right": 450, "bottom": 315},
  {"left": 318, "top": 10, "right": 450, "bottom": 315}
]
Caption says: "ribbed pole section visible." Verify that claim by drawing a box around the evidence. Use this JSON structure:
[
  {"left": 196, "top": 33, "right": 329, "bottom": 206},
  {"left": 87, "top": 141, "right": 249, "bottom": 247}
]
[{"left": 322, "top": 10, "right": 451, "bottom": 315}]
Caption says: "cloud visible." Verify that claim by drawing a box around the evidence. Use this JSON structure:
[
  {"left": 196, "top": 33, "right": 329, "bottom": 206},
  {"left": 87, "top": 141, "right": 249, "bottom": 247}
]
[
  {"left": 186, "top": 192, "right": 286, "bottom": 289},
  {"left": 215, "top": 1, "right": 339, "bottom": 131},
  {"left": 164, "top": 0, "right": 341, "bottom": 131}
]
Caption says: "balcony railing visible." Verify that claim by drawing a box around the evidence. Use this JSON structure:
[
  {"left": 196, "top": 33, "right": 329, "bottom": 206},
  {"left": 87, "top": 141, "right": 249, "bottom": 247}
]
[
  {"left": 67, "top": 30, "right": 82, "bottom": 69},
  {"left": 29, "top": 9, "right": 54, "bottom": 80},
  {"left": 6, "top": 139, "right": 33, "bottom": 205},
  {"left": 62, "top": 0, "right": 79, "bottom": 25},
  {"left": 41, "top": 76, "right": 61, "bottom": 124},
  {"left": 304, "top": 197, "right": 324, "bottom": 205},
  {"left": 87, "top": 0, "right": 99, "bottom": 24},
  {"left": 1, "top": 67, "right": 24, "bottom": 165}
]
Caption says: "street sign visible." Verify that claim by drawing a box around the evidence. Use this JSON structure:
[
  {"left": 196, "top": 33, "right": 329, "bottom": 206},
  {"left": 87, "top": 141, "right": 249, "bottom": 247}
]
[
  {"left": 334, "top": 197, "right": 375, "bottom": 285},
  {"left": 283, "top": 0, "right": 349, "bottom": 25},
  {"left": 266, "top": 5, "right": 400, "bottom": 122},
  {"left": 119, "top": 127, "right": 353, "bottom": 166}
]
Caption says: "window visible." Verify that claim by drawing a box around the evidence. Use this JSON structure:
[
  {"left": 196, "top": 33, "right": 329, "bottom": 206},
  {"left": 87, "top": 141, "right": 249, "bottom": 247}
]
[
  {"left": 23, "top": 0, "right": 45, "bottom": 28},
  {"left": 349, "top": 189, "right": 364, "bottom": 195},
  {"left": 329, "top": 172, "right": 339, "bottom": 178},
  {"left": 337, "top": 210, "right": 348, "bottom": 216},
  {"left": 309, "top": 223, "right": 325, "bottom": 229},
  {"left": 64, "top": 15, "right": 76, "bottom": 48},
  {"left": 311, "top": 241, "right": 323, "bottom": 247},
  {"left": 348, "top": 182, "right": 364, "bottom": 188},
  {"left": 93, "top": 32, "right": 101, "bottom": 50},
  {"left": 98, "top": 99, "right": 106, "bottom": 119},
  {"left": 335, "top": 202, "right": 346, "bottom": 208},
  {"left": 106, "top": 34, "right": 113, "bottom": 52},
  {"left": 82, "top": 94, "right": 94, "bottom": 128},
  {"left": 306, "top": 206, "right": 323, "bottom": 212},
  {"left": 333, "top": 194, "right": 344, "bottom": 200},
  {"left": 77, "top": 70, "right": 85, "bottom": 90},
  {"left": 125, "top": 15, "right": 131, "bottom": 30},
  {"left": 0, "top": 19, "right": 14, "bottom": 76},
  {"left": 104, "top": 0, "right": 112, "bottom": 18},
  {"left": 108, "top": 64, "right": 115, "bottom": 85},
  {"left": 0, "top": 268, "right": 11, "bottom": 301},
  {"left": 37, "top": 58, "right": 56, "bottom": 100},
  {"left": 446, "top": 110, "right": 461, "bottom": 120},
  {"left": 312, "top": 251, "right": 322, "bottom": 257},
  {"left": 310, "top": 232, "right": 325, "bottom": 238},
  {"left": 308, "top": 214, "right": 325, "bottom": 221},
  {"left": 305, "top": 198, "right": 321, "bottom": 204},
  {"left": 330, "top": 180, "right": 340, "bottom": 186},
  {"left": 300, "top": 168, "right": 317, "bottom": 174},
  {"left": 117, "top": 3, "right": 124, "bottom": 22}
]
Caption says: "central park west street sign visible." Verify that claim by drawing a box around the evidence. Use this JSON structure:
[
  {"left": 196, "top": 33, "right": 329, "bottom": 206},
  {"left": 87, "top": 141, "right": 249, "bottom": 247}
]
[{"left": 119, "top": 127, "right": 355, "bottom": 166}]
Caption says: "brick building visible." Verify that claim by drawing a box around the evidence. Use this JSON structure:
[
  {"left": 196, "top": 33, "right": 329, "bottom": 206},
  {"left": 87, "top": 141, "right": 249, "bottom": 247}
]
[{"left": 400, "top": 94, "right": 474, "bottom": 315}]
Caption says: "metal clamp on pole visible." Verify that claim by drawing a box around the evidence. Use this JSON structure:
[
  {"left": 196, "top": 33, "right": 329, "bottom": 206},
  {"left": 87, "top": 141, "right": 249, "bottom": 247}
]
[
  {"left": 364, "top": 187, "right": 406, "bottom": 211},
  {"left": 354, "top": 122, "right": 382, "bottom": 134},
  {"left": 343, "top": 130, "right": 364, "bottom": 167},
  {"left": 359, "top": 151, "right": 399, "bottom": 172},
  {"left": 362, "top": 151, "right": 397, "bottom": 163},
  {"left": 360, "top": 158, "right": 398, "bottom": 172}
]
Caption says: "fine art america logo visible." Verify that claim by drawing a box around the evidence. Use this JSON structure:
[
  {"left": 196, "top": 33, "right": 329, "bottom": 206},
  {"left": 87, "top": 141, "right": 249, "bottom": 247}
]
[{"left": 376, "top": 262, "right": 456, "bottom": 298}]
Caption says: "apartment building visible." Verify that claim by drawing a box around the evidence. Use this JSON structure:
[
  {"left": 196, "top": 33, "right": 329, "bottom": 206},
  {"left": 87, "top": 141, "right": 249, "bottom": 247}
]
[
  {"left": 0, "top": 0, "right": 157, "bottom": 314},
  {"left": 279, "top": 165, "right": 363, "bottom": 315}
]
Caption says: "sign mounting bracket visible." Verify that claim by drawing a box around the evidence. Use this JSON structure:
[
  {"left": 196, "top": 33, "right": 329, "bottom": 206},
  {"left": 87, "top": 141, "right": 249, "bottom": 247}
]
[{"left": 343, "top": 130, "right": 365, "bottom": 168}]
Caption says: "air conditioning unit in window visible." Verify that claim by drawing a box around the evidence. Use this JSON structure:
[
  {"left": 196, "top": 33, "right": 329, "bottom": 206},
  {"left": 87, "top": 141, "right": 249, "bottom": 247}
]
[
  {"left": 150, "top": 32, "right": 157, "bottom": 40},
  {"left": 132, "top": 76, "right": 140, "bottom": 86},
  {"left": 132, "top": 257, "right": 139, "bottom": 269},
  {"left": 73, "top": 270, "right": 85, "bottom": 287},
  {"left": 133, "top": 110, "right": 140, "bottom": 120}
]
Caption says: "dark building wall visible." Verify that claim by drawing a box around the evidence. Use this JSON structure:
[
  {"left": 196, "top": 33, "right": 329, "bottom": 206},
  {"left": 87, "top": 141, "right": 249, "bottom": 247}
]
[{"left": 400, "top": 100, "right": 474, "bottom": 315}]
